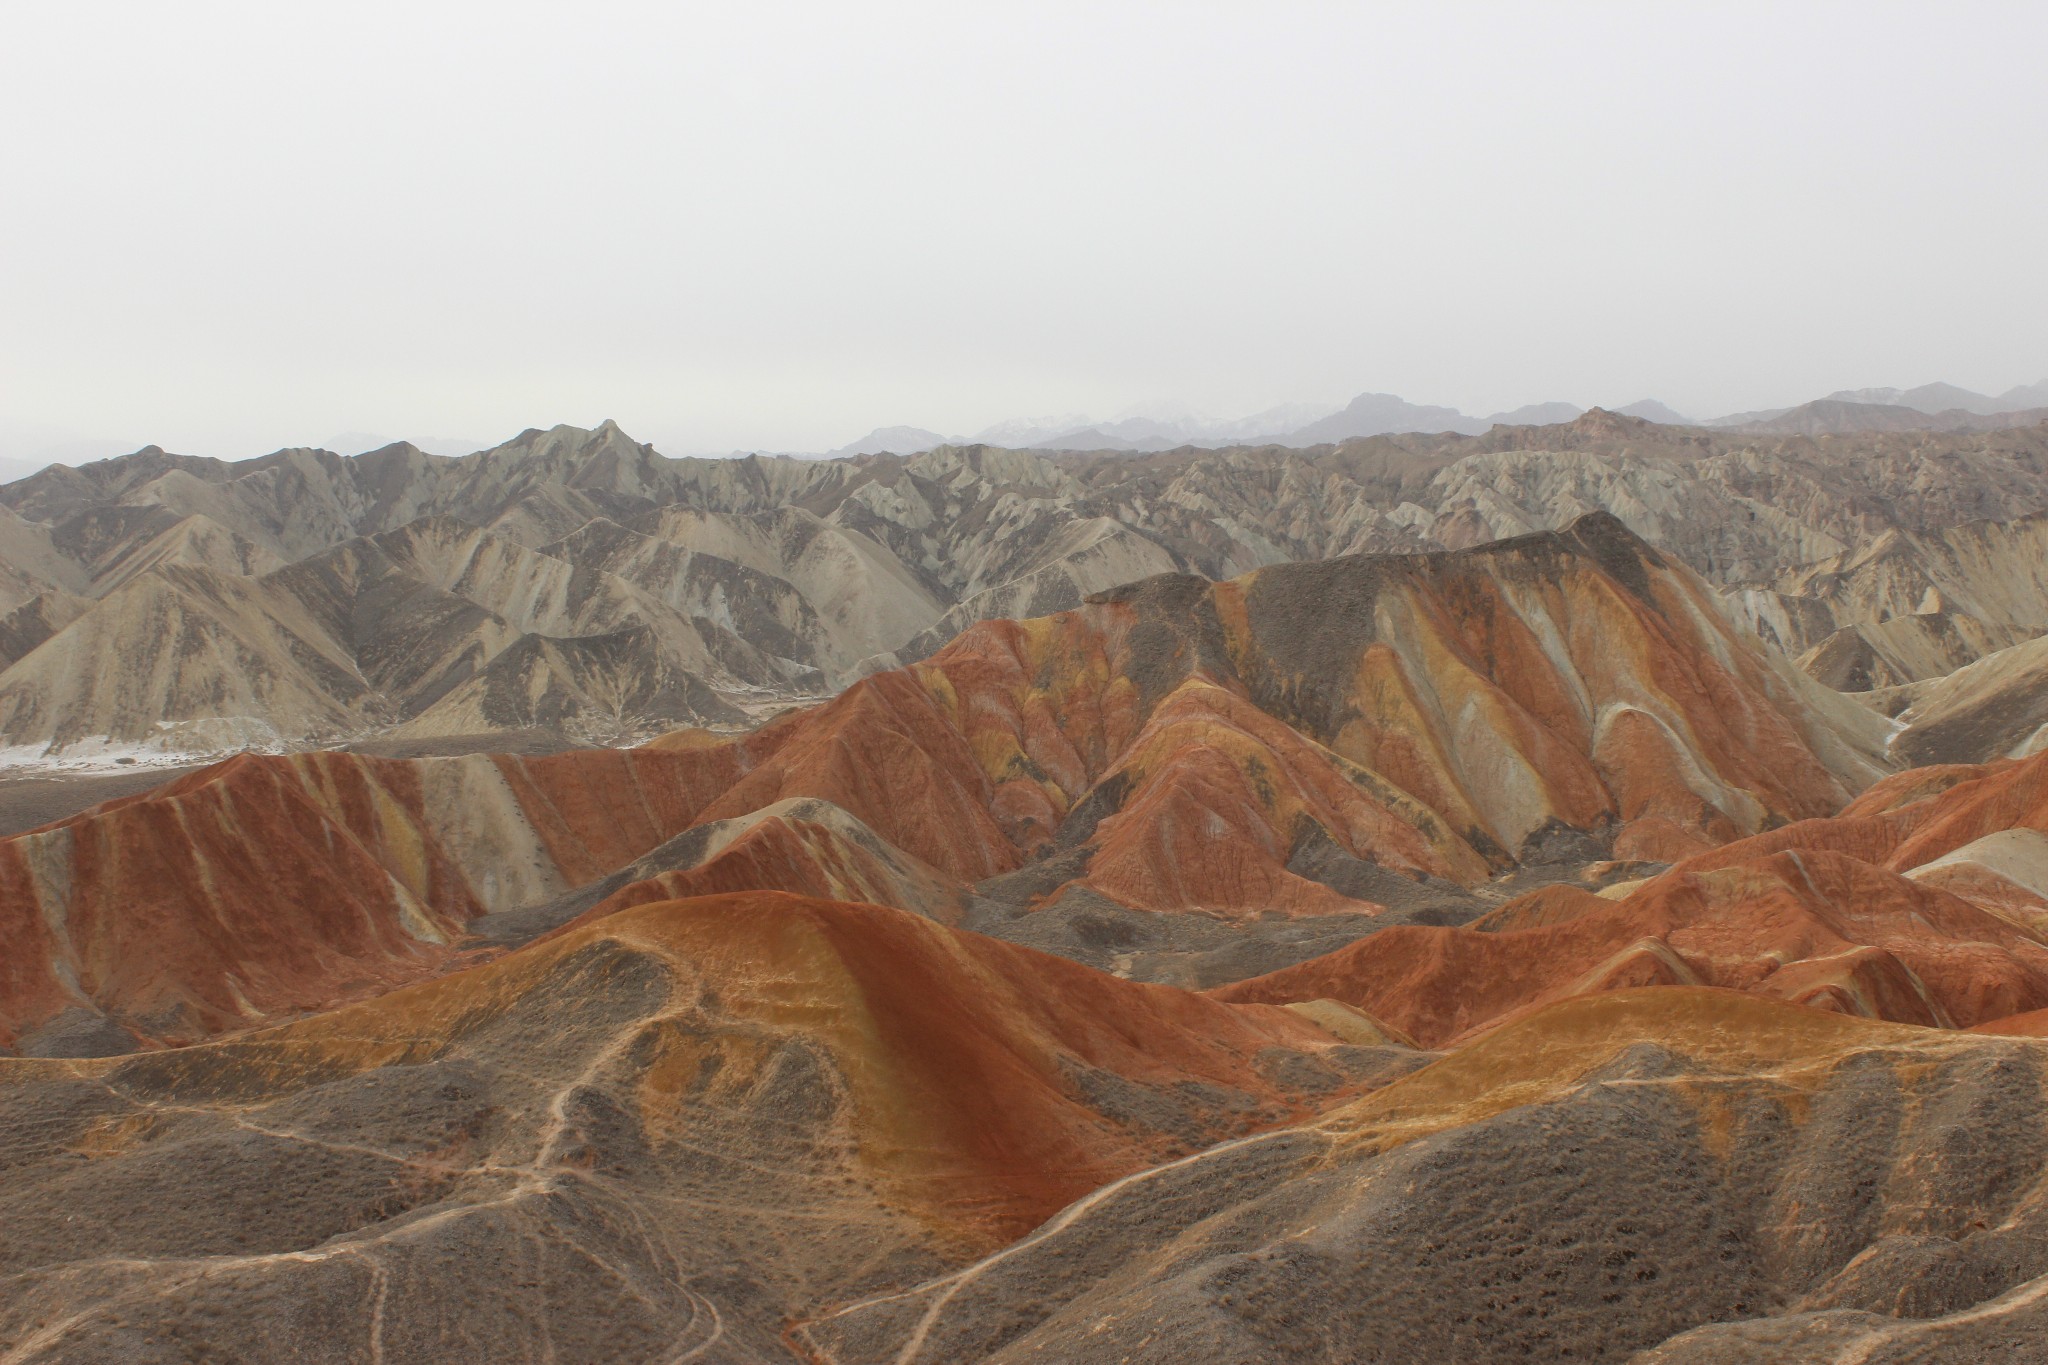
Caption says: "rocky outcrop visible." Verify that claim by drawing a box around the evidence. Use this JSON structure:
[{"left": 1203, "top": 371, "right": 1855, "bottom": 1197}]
[
  {"left": 1887, "top": 633, "right": 2048, "bottom": 765},
  {"left": 1729, "top": 512, "right": 2048, "bottom": 689}
]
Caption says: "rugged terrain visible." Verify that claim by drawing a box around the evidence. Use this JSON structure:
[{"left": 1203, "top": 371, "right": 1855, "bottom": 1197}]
[
  {"left": 0, "top": 411, "right": 2046, "bottom": 757},
  {"left": 0, "top": 514, "right": 1892, "bottom": 1054},
  {"left": 4, "top": 416, "right": 2048, "bottom": 1361},
  {"left": 801, "top": 990, "right": 2048, "bottom": 1363},
  {"left": 0, "top": 892, "right": 1410, "bottom": 1364}
]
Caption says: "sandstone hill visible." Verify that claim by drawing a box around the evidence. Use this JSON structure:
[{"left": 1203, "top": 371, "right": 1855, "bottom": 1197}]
[
  {"left": 1884, "top": 632, "right": 2048, "bottom": 766},
  {"left": 1216, "top": 745, "right": 2048, "bottom": 1042},
  {"left": 1730, "top": 511, "right": 2048, "bottom": 690},
  {"left": 0, "top": 514, "right": 1897, "bottom": 1055}
]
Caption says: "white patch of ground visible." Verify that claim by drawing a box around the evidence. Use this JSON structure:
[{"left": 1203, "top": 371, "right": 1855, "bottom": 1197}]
[{"left": 0, "top": 717, "right": 294, "bottom": 774}]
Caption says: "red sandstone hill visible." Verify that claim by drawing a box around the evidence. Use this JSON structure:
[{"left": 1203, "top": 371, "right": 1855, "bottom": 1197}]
[
  {"left": 661, "top": 511, "right": 1886, "bottom": 921},
  {"left": 0, "top": 512, "right": 1894, "bottom": 1052},
  {"left": 1214, "top": 747, "right": 2048, "bottom": 1043},
  {"left": 0, "top": 746, "right": 765, "bottom": 1050}
]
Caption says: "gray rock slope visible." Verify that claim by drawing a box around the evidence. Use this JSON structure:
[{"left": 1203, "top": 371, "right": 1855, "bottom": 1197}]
[{"left": 2, "top": 409, "right": 2047, "bottom": 753}]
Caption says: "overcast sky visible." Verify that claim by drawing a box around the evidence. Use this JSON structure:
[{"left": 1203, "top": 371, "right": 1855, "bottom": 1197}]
[{"left": 2, "top": 1, "right": 2045, "bottom": 461}]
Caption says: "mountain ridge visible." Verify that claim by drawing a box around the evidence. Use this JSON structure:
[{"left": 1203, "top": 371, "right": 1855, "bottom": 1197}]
[{"left": 6, "top": 414, "right": 2048, "bottom": 758}]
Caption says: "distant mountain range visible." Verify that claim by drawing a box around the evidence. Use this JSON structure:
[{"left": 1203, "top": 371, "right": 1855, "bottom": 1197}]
[
  {"left": 8, "top": 378, "right": 2045, "bottom": 485},
  {"left": 1721, "top": 399, "right": 2048, "bottom": 437},
  {"left": 1703, "top": 380, "right": 2048, "bottom": 431},
  {"left": 830, "top": 377, "right": 2048, "bottom": 456},
  {"left": 829, "top": 394, "right": 1612, "bottom": 456}
]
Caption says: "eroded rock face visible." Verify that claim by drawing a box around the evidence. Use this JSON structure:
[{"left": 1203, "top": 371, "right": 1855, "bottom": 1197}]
[
  {"left": 1884, "top": 631, "right": 2048, "bottom": 765},
  {"left": 1727, "top": 511, "right": 2048, "bottom": 690}
]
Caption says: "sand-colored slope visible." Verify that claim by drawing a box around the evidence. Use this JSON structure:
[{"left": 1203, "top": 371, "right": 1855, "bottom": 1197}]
[
  {"left": 0, "top": 565, "right": 371, "bottom": 749},
  {"left": 0, "top": 892, "right": 1394, "bottom": 1363},
  {"left": 1793, "top": 607, "right": 2023, "bottom": 692},
  {"left": 0, "top": 590, "right": 91, "bottom": 670},
  {"left": 268, "top": 537, "right": 528, "bottom": 715},
  {"left": 801, "top": 990, "right": 2048, "bottom": 1364},
  {"left": 550, "top": 515, "right": 848, "bottom": 676},
  {"left": 892, "top": 515, "right": 1185, "bottom": 665},
  {"left": 1753, "top": 513, "right": 2048, "bottom": 659},
  {"left": 1888, "top": 628, "right": 2048, "bottom": 765},
  {"left": 611, "top": 505, "right": 948, "bottom": 675},
  {"left": 0, "top": 504, "right": 87, "bottom": 602},
  {"left": 79, "top": 511, "right": 285, "bottom": 597},
  {"left": 0, "top": 518, "right": 764, "bottom": 755},
  {"left": 372, "top": 515, "right": 674, "bottom": 643},
  {"left": 388, "top": 624, "right": 745, "bottom": 740}
]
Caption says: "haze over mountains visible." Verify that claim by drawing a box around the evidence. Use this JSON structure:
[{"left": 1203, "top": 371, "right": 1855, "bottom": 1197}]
[{"left": 823, "top": 376, "right": 2048, "bottom": 457}]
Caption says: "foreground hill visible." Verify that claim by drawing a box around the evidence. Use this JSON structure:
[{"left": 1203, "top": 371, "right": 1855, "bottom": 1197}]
[
  {"left": 800, "top": 990, "right": 2048, "bottom": 1363},
  {"left": 0, "top": 745, "right": 773, "bottom": 1052},
  {"left": 1, "top": 412, "right": 2045, "bottom": 755},
  {"left": 0, "top": 892, "right": 1401, "bottom": 1364}
]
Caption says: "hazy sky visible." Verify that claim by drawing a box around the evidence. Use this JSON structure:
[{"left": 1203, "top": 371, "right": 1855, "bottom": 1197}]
[{"left": 3, "top": 1, "right": 2045, "bottom": 461}]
